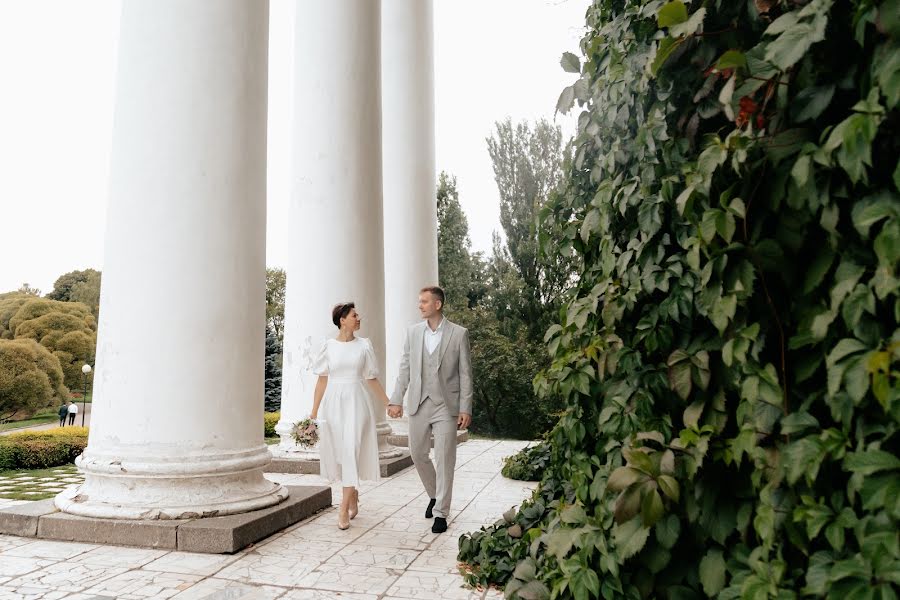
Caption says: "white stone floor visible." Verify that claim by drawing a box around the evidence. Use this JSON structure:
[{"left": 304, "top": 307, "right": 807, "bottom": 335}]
[{"left": 0, "top": 439, "right": 536, "bottom": 599}]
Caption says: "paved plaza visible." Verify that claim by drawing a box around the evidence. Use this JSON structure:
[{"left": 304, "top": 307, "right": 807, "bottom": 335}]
[{"left": 0, "top": 439, "right": 536, "bottom": 599}]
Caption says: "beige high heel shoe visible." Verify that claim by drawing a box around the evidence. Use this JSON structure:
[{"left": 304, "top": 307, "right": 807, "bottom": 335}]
[
  {"left": 348, "top": 489, "right": 359, "bottom": 520},
  {"left": 337, "top": 507, "right": 350, "bottom": 530}
]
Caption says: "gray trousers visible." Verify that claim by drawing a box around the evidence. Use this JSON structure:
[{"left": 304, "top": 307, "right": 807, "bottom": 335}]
[{"left": 408, "top": 397, "right": 457, "bottom": 519}]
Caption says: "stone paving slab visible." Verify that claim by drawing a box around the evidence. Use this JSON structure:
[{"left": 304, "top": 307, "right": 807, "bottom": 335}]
[{"left": 0, "top": 439, "right": 535, "bottom": 599}]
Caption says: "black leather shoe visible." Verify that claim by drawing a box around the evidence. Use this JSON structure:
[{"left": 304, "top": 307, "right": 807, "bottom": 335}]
[
  {"left": 425, "top": 498, "right": 436, "bottom": 519},
  {"left": 432, "top": 517, "right": 447, "bottom": 533}
]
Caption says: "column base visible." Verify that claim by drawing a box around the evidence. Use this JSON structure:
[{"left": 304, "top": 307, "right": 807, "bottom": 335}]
[
  {"left": 265, "top": 450, "right": 413, "bottom": 477},
  {"left": 387, "top": 428, "right": 469, "bottom": 448},
  {"left": 56, "top": 445, "right": 288, "bottom": 520},
  {"left": 6, "top": 485, "right": 331, "bottom": 554},
  {"left": 376, "top": 419, "right": 405, "bottom": 459}
]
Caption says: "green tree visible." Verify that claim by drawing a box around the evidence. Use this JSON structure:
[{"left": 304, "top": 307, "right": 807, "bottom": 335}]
[
  {"left": 6, "top": 299, "right": 96, "bottom": 389},
  {"left": 452, "top": 308, "right": 557, "bottom": 439},
  {"left": 264, "top": 326, "right": 282, "bottom": 412},
  {"left": 0, "top": 338, "right": 67, "bottom": 421},
  {"left": 17, "top": 283, "right": 41, "bottom": 296},
  {"left": 46, "top": 269, "right": 100, "bottom": 303},
  {"left": 0, "top": 294, "right": 31, "bottom": 340},
  {"left": 486, "top": 118, "right": 575, "bottom": 338},
  {"left": 460, "top": 1, "right": 900, "bottom": 597},
  {"left": 437, "top": 172, "right": 486, "bottom": 312},
  {"left": 68, "top": 271, "right": 101, "bottom": 318},
  {"left": 266, "top": 267, "right": 286, "bottom": 341}
]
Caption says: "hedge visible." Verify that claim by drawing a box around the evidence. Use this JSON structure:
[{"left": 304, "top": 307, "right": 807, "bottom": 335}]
[
  {"left": 264, "top": 411, "right": 280, "bottom": 438},
  {"left": 0, "top": 427, "right": 88, "bottom": 470}
]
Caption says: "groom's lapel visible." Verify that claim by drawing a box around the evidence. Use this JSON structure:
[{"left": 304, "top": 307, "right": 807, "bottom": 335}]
[
  {"left": 413, "top": 323, "right": 425, "bottom": 372},
  {"left": 438, "top": 321, "right": 454, "bottom": 366}
]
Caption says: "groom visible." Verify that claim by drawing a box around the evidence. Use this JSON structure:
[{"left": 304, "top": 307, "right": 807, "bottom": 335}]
[{"left": 388, "top": 286, "right": 473, "bottom": 533}]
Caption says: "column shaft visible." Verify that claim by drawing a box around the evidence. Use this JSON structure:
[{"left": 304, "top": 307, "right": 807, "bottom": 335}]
[
  {"left": 276, "top": 0, "right": 400, "bottom": 458},
  {"left": 56, "top": 0, "right": 286, "bottom": 519},
  {"left": 382, "top": 0, "right": 439, "bottom": 435}
]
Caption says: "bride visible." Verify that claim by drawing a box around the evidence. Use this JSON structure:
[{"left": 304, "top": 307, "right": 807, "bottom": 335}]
[{"left": 309, "top": 302, "right": 391, "bottom": 529}]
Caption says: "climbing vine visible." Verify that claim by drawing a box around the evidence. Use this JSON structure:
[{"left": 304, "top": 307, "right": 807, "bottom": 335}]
[{"left": 459, "top": 0, "right": 899, "bottom": 598}]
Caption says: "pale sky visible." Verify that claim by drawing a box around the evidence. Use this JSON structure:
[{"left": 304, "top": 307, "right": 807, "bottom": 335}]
[{"left": 0, "top": 0, "right": 588, "bottom": 295}]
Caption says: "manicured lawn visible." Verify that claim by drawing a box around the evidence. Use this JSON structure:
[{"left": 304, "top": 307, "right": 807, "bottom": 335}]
[
  {"left": 0, "top": 464, "right": 82, "bottom": 501},
  {"left": 0, "top": 408, "right": 60, "bottom": 432}
]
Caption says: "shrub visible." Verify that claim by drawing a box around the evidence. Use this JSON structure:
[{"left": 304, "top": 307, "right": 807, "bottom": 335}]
[
  {"left": 264, "top": 411, "right": 280, "bottom": 438},
  {"left": 501, "top": 441, "right": 551, "bottom": 481},
  {"left": 460, "top": 1, "right": 900, "bottom": 598},
  {"left": 0, "top": 427, "right": 88, "bottom": 470},
  {"left": 452, "top": 308, "right": 562, "bottom": 439},
  {"left": 0, "top": 338, "right": 67, "bottom": 421}
]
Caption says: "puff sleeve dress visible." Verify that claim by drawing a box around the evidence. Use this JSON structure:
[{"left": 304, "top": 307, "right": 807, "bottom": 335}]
[{"left": 312, "top": 337, "right": 381, "bottom": 487}]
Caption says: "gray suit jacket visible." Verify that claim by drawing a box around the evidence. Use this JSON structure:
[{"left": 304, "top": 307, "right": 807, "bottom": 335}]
[{"left": 389, "top": 319, "right": 473, "bottom": 417}]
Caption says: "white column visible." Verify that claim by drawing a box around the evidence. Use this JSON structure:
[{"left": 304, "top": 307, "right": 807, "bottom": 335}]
[
  {"left": 55, "top": 0, "right": 287, "bottom": 520},
  {"left": 382, "top": 0, "right": 439, "bottom": 436},
  {"left": 275, "top": 0, "right": 401, "bottom": 459}
]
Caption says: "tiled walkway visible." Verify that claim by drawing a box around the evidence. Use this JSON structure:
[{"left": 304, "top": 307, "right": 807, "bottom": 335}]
[{"left": 0, "top": 439, "right": 535, "bottom": 599}]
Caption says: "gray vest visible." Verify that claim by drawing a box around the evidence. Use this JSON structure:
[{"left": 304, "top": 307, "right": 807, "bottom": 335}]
[{"left": 421, "top": 338, "right": 444, "bottom": 405}]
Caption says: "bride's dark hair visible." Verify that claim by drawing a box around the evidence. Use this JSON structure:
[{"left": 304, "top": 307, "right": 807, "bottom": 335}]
[{"left": 332, "top": 302, "right": 355, "bottom": 328}]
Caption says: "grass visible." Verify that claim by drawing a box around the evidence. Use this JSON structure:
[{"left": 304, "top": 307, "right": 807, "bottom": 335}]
[
  {"left": 0, "top": 464, "right": 81, "bottom": 501},
  {"left": 0, "top": 408, "right": 60, "bottom": 432}
]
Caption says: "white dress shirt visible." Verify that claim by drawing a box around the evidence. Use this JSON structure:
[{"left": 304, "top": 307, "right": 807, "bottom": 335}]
[{"left": 424, "top": 317, "right": 444, "bottom": 355}]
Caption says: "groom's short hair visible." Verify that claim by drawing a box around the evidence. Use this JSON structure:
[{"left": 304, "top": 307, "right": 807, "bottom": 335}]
[{"left": 420, "top": 286, "right": 445, "bottom": 308}]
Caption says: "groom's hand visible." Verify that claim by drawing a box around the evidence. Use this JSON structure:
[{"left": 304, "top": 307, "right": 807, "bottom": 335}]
[
  {"left": 457, "top": 412, "right": 471, "bottom": 430},
  {"left": 387, "top": 405, "right": 403, "bottom": 418}
]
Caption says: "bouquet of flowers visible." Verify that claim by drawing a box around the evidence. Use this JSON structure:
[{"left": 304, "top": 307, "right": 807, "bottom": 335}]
[{"left": 291, "top": 418, "right": 320, "bottom": 448}]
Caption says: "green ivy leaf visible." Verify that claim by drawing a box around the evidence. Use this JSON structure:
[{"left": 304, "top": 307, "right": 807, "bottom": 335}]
[
  {"left": 545, "top": 528, "right": 581, "bottom": 558},
  {"left": 613, "top": 517, "right": 651, "bottom": 561},
  {"left": 516, "top": 580, "right": 551, "bottom": 600},
  {"left": 715, "top": 50, "right": 746, "bottom": 71},
  {"left": 657, "top": 0, "right": 688, "bottom": 27},
  {"left": 556, "top": 85, "right": 575, "bottom": 116},
  {"left": 683, "top": 399, "right": 705, "bottom": 428},
  {"left": 874, "top": 219, "right": 900, "bottom": 266},
  {"left": 793, "top": 84, "right": 835, "bottom": 122},
  {"left": 699, "top": 548, "right": 727, "bottom": 596},
  {"left": 641, "top": 489, "right": 665, "bottom": 526},
  {"left": 560, "top": 52, "right": 581, "bottom": 74},
  {"left": 580, "top": 208, "right": 601, "bottom": 243},
  {"left": 764, "top": 11, "right": 801, "bottom": 36},
  {"left": 803, "top": 248, "right": 835, "bottom": 293},
  {"left": 667, "top": 355, "right": 693, "bottom": 400},
  {"left": 655, "top": 514, "right": 680, "bottom": 549},
  {"left": 569, "top": 566, "right": 600, "bottom": 600},
  {"left": 781, "top": 411, "right": 820, "bottom": 435},
  {"left": 561, "top": 504, "right": 587, "bottom": 524},
  {"left": 784, "top": 436, "right": 828, "bottom": 485},
  {"left": 669, "top": 8, "right": 707, "bottom": 38},
  {"left": 844, "top": 450, "right": 900, "bottom": 476},
  {"left": 842, "top": 284, "right": 876, "bottom": 329},
  {"left": 657, "top": 475, "right": 680, "bottom": 502}
]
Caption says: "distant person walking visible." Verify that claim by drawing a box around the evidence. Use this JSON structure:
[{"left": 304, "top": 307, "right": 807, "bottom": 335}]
[
  {"left": 58, "top": 402, "right": 68, "bottom": 427},
  {"left": 67, "top": 401, "right": 78, "bottom": 426}
]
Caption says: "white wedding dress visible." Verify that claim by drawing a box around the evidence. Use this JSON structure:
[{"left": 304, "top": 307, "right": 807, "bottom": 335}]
[{"left": 313, "top": 337, "right": 381, "bottom": 487}]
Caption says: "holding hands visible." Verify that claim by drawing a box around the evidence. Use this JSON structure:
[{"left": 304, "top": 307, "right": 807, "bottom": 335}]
[{"left": 387, "top": 404, "right": 403, "bottom": 419}]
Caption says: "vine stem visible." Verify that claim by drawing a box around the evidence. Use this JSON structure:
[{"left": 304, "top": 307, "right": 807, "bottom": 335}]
[{"left": 742, "top": 163, "right": 789, "bottom": 415}]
